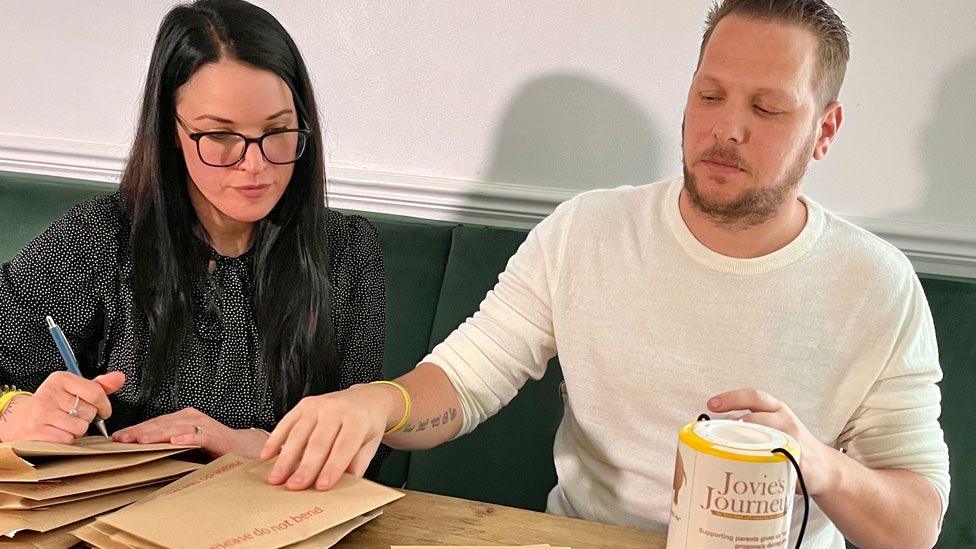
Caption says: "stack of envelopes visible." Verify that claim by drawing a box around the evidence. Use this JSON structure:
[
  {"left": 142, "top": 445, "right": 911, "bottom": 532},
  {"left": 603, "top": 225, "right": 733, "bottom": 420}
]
[
  {"left": 393, "top": 546, "right": 573, "bottom": 549},
  {"left": 73, "top": 453, "right": 404, "bottom": 548},
  {"left": 0, "top": 436, "right": 198, "bottom": 546}
]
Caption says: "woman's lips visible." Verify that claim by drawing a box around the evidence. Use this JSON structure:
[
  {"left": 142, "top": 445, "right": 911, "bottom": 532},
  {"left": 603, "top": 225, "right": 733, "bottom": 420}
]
[{"left": 233, "top": 184, "right": 271, "bottom": 198}]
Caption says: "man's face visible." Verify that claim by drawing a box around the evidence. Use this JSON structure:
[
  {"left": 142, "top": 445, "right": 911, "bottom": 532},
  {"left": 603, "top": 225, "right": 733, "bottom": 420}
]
[{"left": 682, "top": 15, "right": 822, "bottom": 226}]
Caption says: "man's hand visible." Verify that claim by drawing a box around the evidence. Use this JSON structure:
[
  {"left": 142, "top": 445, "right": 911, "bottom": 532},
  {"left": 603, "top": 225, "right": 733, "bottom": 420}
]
[{"left": 707, "top": 388, "right": 837, "bottom": 496}]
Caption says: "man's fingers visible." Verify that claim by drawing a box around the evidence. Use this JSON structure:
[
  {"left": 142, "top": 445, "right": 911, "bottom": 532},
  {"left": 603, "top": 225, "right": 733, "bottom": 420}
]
[
  {"left": 315, "top": 423, "right": 364, "bottom": 490},
  {"left": 740, "top": 412, "right": 789, "bottom": 432},
  {"left": 262, "top": 412, "right": 299, "bottom": 460},
  {"left": 708, "top": 388, "right": 782, "bottom": 413},
  {"left": 268, "top": 420, "right": 315, "bottom": 485},
  {"left": 345, "top": 437, "right": 382, "bottom": 479},
  {"left": 288, "top": 423, "right": 342, "bottom": 491}
]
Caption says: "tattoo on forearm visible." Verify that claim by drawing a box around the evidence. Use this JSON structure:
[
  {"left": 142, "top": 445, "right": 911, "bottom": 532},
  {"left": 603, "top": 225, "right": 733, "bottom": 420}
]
[
  {"left": 0, "top": 399, "right": 20, "bottom": 423},
  {"left": 399, "top": 407, "right": 458, "bottom": 435}
]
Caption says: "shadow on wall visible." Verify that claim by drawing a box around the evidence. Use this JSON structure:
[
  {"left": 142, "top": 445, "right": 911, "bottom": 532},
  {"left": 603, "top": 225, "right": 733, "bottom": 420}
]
[
  {"left": 916, "top": 52, "right": 976, "bottom": 227},
  {"left": 484, "top": 73, "right": 666, "bottom": 192}
]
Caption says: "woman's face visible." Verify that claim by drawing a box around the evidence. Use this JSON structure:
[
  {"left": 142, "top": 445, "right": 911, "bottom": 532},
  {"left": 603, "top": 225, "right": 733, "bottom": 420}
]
[{"left": 174, "top": 58, "right": 299, "bottom": 224}]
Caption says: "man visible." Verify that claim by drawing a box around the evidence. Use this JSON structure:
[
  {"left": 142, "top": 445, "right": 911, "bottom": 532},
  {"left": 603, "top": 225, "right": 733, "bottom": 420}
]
[{"left": 263, "top": 1, "right": 949, "bottom": 547}]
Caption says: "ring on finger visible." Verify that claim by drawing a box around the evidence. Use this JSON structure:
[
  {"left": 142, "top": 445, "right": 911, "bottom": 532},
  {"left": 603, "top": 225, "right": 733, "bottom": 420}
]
[{"left": 67, "top": 395, "right": 80, "bottom": 417}]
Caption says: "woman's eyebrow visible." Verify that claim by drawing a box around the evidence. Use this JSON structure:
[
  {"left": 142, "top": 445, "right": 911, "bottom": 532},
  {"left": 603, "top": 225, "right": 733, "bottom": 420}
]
[{"left": 192, "top": 109, "right": 293, "bottom": 124}]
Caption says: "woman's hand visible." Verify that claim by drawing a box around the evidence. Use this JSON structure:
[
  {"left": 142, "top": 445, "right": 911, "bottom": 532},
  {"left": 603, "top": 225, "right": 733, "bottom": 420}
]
[
  {"left": 0, "top": 371, "right": 126, "bottom": 444},
  {"left": 260, "top": 383, "right": 403, "bottom": 491},
  {"left": 112, "top": 408, "right": 269, "bottom": 459}
]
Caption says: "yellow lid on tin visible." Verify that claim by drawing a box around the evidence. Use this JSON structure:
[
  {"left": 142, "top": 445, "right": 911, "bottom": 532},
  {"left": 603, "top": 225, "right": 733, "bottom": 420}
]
[{"left": 679, "top": 419, "right": 801, "bottom": 463}]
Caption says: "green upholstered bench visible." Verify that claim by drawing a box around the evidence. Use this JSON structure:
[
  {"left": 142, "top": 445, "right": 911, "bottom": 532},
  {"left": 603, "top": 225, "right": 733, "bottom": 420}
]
[{"left": 1, "top": 170, "right": 973, "bottom": 547}]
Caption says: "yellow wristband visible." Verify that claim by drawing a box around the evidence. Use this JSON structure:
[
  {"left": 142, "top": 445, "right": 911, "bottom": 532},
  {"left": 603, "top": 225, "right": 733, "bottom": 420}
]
[
  {"left": 0, "top": 391, "right": 32, "bottom": 416},
  {"left": 370, "top": 381, "right": 411, "bottom": 436}
]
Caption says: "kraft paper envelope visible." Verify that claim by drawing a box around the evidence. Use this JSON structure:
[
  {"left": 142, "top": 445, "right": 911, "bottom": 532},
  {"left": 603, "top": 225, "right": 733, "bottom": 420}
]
[
  {"left": 0, "top": 480, "right": 168, "bottom": 511},
  {"left": 74, "top": 455, "right": 380, "bottom": 548},
  {"left": 0, "top": 449, "right": 188, "bottom": 483},
  {"left": 77, "top": 508, "right": 383, "bottom": 549},
  {"left": 0, "top": 517, "right": 96, "bottom": 549},
  {"left": 0, "top": 485, "right": 156, "bottom": 538},
  {"left": 0, "top": 459, "right": 199, "bottom": 509},
  {"left": 0, "top": 437, "right": 194, "bottom": 471},
  {"left": 100, "top": 455, "right": 403, "bottom": 548},
  {"left": 72, "top": 520, "right": 147, "bottom": 549},
  {"left": 71, "top": 456, "right": 246, "bottom": 547},
  {"left": 286, "top": 508, "right": 383, "bottom": 548},
  {"left": 75, "top": 520, "right": 157, "bottom": 549},
  {"left": 392, "top": 546, "right": 571, "bottom": 549},
  {"left": 70, "top": 457, "right": 249, "bottom": 548}
]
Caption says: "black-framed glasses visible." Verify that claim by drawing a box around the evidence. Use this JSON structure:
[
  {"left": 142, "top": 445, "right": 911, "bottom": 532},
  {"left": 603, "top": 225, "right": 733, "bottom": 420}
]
[{"left": 175, "top": 115, "right": 312, "bottom": 167}]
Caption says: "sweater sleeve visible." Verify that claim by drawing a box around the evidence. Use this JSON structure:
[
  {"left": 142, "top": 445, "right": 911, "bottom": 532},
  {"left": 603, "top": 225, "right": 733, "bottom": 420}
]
[
  {"left": 421, "top": 198, "right": 574, "bottom": 437},
  {"left": 837, "top": 273, "right": 951, "bottom": 524}
]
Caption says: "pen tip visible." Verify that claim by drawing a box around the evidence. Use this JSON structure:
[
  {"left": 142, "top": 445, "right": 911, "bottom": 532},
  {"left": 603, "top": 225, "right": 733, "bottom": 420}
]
[{"left": 45, "top": 316, "right": 55, "bottom": 329}]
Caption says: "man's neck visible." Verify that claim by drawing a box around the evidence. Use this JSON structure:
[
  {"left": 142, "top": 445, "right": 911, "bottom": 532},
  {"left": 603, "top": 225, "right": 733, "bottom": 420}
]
[{"left": 677, "top": 188, "right": 808, "bottom": 259}]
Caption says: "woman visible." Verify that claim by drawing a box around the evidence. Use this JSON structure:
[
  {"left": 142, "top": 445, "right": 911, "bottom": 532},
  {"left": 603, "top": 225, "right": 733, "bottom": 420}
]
[{"left": 0, "top": 0, "right": 389, "bottom": 486}]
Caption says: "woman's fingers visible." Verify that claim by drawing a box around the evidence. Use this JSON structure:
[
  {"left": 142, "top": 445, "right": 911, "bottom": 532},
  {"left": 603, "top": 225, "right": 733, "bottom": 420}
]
[
  {"left": 45, "top": 372, "right": 114, "bottom": 420},
  {"left": 114, "top": 409, "right": 201, "bottom": 441},
  {"left": 39, "top": 406, "right": 90, "bottom": 437}
]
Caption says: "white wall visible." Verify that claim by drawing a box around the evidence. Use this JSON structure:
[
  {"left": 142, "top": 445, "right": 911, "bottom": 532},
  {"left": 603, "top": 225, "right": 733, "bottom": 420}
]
[{"left": 1, "top": 1, "right": 974, "bottom": 276}]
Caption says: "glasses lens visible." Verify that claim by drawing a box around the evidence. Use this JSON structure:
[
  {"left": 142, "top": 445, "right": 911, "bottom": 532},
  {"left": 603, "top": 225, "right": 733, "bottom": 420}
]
[
  {"left": 198, "top": 133, "right": 246, "bottom": 166},
  {"left": 262, "top": 130, "right": 307, "bottom": 164}
]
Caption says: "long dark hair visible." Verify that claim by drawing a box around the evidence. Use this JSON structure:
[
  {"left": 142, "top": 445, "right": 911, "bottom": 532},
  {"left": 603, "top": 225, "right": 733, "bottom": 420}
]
[{"left": 120, "top": 0, "right": 338, "bottom": 414}]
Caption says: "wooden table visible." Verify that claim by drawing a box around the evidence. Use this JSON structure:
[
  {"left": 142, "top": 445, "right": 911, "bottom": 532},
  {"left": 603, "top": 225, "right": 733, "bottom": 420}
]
[{"left": 337, "top": 489, "right": 666, "bottom": 549}]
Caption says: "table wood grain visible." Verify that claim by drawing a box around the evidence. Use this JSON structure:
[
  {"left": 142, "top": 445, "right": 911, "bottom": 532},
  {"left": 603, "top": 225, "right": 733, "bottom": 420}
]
[{"left": 337, "top": 489, "right": 666, "bottom": 549}]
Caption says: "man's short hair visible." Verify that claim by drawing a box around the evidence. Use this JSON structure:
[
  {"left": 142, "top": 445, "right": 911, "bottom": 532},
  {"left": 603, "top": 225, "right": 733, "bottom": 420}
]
[{"left": 697, "top": 0, "right": 851, "bottom": 108}]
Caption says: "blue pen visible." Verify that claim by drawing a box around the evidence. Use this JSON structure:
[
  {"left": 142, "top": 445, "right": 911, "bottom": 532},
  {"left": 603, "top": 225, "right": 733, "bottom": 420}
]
[{"left": 45, "top": 316, "right": 110, "bottom": 437}]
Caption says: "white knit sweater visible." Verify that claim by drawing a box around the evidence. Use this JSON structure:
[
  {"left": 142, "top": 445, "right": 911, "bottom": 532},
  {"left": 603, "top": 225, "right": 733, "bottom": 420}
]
[{"left": 424, "top": 177, "right": 950, "bottom": 548}]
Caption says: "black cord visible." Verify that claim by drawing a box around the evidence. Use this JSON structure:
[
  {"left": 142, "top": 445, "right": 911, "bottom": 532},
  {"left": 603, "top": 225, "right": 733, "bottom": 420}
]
[{"left": 772, "top": 447, "right": 809, "bottom": 549}]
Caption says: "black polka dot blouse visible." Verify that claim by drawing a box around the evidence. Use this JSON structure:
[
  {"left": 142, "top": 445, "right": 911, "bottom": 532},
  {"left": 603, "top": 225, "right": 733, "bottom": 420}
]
[{"left": 0, "top": 192, "right": 389, "bottom": 476}]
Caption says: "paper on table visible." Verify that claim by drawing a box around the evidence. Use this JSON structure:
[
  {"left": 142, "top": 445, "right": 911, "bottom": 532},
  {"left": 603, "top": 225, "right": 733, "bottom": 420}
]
[
  {"left": 100, "top": 456, "right": 403, "bottom": 549},
  {"left": 0, "top": 517, "right": 97, "bottom": 549},
  {"left": 0, "top": 485, "right": 157, "bottom": 538},
  {"left": 286, "top": 508, "right": 383, "bottom": 548},
  {"left": 72, "top": 520, "right": 150, "bottom": 549},
  {"left": 0, "top": 449, "right": 188, "bottom": 483},
  {"left": 0, "top": 459, "right": 199, "bottom": 509},
  {"left": 77, "top": 508, "right": 384, "bottom": 549},
  {"left": 0, "top": 437, "right": 194, "bottom": 471},
  {"left": 0, "top": 479, "right": 169, "bottom": 510}
]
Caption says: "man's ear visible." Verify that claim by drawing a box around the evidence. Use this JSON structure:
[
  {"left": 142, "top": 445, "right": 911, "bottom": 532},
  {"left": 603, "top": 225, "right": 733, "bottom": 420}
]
[{"left": 813, "top": 101, "right": 843, "bottom": 161}]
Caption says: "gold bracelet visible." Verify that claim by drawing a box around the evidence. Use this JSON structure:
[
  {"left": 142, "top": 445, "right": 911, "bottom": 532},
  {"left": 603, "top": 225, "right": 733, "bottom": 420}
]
[
  {"left": 0, "top": 390, "right": 32, "bottom": 416},
  {"left": 370, "top": 381, "right": 411, "bottom": 436}
]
